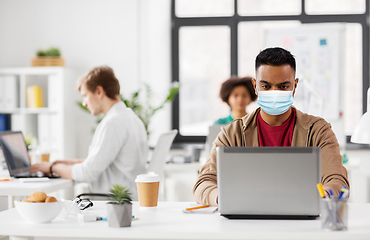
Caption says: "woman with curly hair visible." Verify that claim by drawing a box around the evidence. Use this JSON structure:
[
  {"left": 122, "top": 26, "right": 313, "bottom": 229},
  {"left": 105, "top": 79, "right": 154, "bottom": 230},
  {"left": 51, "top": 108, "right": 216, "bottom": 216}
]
[{"left": 214, "top": 76, "right": 257, "bottom": 125}]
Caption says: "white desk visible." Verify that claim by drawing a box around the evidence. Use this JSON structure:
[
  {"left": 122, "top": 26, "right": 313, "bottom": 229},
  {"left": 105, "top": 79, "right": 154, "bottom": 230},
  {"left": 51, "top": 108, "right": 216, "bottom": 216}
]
[
  {"left": 0, "top": 201, "right": 370, "bottom": 240},
  {"left": 0, "top": 178, "right": 73, "bottom": 209}
]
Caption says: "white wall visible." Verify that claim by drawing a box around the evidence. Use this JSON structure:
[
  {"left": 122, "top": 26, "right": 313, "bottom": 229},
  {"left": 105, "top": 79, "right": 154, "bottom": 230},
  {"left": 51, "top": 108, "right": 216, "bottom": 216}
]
[
  {"left": 0, "top": 0, "right": 172, "bottom": 156},
  {"left": 139, "top": 0, "right": 172, "bottom": 146}
]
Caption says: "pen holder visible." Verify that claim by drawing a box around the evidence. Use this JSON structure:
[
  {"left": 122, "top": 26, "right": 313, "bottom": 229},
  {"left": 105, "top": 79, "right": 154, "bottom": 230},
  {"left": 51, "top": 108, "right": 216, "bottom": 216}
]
[{"left": 321, "top": 198, "right": 348, "bottom": 231}]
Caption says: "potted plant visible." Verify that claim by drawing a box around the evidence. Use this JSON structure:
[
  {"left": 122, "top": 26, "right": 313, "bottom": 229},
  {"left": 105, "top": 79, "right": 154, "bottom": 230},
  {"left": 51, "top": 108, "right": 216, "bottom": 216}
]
[
  {"left": 122, "top": 82, "right": 180, "bottom": 136},
  {"left": 32, "top": 47, "right": 65, "bottom": 67},
  {"left": 24, "top": 134, "right": 37, "bottom": 151},
  {"left": 107, "top": 184, "right": 133, "bottom": 228}
]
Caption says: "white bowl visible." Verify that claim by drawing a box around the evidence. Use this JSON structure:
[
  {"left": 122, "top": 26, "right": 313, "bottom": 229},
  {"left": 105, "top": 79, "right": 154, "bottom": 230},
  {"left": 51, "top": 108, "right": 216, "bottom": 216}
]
[{"left": 14, "top": 200, "right": 63, "bottom": 223}]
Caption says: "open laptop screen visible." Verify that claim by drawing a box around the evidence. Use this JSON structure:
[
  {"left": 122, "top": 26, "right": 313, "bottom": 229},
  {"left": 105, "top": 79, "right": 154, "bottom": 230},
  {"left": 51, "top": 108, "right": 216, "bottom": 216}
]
[
  {"left": 217, "top": 146, "right": 321, "bottom": 219},
  {"left": 0, "top": 131, "right": 31, "bottom": 176}
]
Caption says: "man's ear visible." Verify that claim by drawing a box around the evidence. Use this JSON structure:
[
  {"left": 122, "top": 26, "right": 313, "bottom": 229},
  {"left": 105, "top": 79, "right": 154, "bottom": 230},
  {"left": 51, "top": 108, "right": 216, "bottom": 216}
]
[
  {"left": 293, "top": 78, "right": 299, "bottom": 96},
  {"left": 95, "top": 86, "right": 105, "bottom": 98},
  {"left": 252, "top": 78, "right": 258, "bottom": 95}
]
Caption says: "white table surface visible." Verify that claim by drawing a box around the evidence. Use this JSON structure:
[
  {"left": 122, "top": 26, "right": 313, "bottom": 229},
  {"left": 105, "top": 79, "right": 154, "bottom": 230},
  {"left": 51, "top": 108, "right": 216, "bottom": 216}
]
[
  {"left": 0, "top": 178, "right": 72, "bottom": 196},
  {"left": 0, "top": 201, "right": 370, "bottom": 240},
  {"left": 0, "top": 178, "right": 73, "bottom": 209}
]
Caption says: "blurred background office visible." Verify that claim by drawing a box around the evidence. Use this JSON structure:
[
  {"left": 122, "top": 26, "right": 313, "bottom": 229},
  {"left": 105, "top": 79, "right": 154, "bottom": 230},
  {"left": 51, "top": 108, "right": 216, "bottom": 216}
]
[{"left": 0, "top": 0, "right": 369, "bottom": 206}]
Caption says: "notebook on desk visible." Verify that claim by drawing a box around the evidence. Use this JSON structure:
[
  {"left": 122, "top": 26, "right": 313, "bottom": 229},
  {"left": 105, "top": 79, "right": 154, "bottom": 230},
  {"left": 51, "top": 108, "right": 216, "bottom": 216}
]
[
  {"left": 0, "top": 131, "right": 59, "bottom": 178},
  {"left": 217, "top": 146, "right": 321, "bottom": 220}
]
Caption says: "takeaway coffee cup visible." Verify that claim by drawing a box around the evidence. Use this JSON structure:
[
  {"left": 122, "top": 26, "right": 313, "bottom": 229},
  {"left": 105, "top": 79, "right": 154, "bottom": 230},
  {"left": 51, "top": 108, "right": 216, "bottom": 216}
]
[
  {"left": 135, "top": 172, "right": 160, "bottom": 207},
  {"left": 40, "top": 153, "right": 50, "bottom": 163}
]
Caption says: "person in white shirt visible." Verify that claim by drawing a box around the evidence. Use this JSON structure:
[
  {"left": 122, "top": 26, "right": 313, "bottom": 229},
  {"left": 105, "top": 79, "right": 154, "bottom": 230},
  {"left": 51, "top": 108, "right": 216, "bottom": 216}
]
[{"left": 30, "top": 66, "right": 148, "bottom": 199}]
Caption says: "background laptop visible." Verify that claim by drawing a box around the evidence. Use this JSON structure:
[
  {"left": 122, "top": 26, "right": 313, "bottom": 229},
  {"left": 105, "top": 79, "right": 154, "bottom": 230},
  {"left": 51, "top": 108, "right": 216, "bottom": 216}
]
[
  {"left": 217, "top": 146, "right": 321, "bottom": 220},
  {"left": 205, "top": 125, "right": 222, "bottom": 154},
  {"left": 0, "top": 131, "right": 57, "bottom": 178}
]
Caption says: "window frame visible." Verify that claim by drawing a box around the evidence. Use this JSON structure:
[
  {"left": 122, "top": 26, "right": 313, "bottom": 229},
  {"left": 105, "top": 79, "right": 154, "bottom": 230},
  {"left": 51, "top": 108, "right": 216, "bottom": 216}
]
[{"left": 171, "top": 0, "right": 369, "bottom": 144}]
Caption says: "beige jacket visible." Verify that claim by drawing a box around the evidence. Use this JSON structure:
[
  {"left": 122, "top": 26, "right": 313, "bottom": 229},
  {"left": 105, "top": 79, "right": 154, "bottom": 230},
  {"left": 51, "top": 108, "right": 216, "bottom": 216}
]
[{"left": 193, "top": 107, "right": 349, "bottom": 206}]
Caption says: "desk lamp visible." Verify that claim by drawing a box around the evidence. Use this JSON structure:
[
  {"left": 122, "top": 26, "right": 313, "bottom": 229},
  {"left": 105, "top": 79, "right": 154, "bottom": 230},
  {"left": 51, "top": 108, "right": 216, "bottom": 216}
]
[{"left": 351, "top": 88, "right": 370, "bottom": 144}]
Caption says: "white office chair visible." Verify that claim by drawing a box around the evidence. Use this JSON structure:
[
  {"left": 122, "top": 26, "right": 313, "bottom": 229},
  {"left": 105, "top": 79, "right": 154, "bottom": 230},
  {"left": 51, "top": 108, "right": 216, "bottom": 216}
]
[{"left": 147, "top": 129, "right": 178, "bottom": 200}]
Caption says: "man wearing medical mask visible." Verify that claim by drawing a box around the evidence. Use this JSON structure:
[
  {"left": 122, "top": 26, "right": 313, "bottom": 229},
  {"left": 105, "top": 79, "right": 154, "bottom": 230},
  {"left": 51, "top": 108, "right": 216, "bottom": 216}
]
[{"left": 193, "top": 47, "right": 349, "bottom": 206}]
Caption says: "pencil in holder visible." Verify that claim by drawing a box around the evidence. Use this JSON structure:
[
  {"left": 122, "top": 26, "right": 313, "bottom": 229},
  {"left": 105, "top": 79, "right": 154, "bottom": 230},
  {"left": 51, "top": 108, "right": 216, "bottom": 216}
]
[{"left": 320, "top": 198, "right": 348, "bottom": 231}]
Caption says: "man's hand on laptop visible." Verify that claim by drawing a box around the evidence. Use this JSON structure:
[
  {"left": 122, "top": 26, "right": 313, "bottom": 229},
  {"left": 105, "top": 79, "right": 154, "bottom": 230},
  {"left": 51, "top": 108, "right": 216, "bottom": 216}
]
[
  {"left": 30, "top": 162, "right": 52, "bottom": 176},
  {"left": 30, "top": 159, "right": 83, "bottom": 176},
  {"left": 30, "top": 161, "right": 77, "bottom": 179}
]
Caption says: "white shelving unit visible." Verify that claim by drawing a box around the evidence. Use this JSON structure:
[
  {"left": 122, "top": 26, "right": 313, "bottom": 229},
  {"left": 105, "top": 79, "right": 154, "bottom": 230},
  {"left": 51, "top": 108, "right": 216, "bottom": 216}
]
[{"left": 0, "top": 67, "right": 78, "bottom": 161}]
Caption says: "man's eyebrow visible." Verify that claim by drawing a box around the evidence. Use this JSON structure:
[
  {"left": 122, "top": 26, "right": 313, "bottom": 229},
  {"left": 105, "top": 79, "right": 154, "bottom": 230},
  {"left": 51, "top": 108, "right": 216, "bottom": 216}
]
[
  {"left": 277, "top": 81, "right": 291, "bottom": 85},
  {"left": 259, "top": 80, "right": 292, "bottom": 85},
  {"left": 259, "top": 80, "right": 271, "bottom": 84}
]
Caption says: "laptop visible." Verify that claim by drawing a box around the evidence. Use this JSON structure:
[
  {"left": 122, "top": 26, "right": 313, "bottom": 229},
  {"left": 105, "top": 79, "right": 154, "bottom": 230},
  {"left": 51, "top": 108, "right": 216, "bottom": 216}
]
[
  {"left": 205, "top": 125, "right": 222, "bottom": 154},
  {"left": 0, "top": 131, "right": 58, "bottom": 178},
  {"left": 217, "top": 146, "right": 321, "bottom": 220}
]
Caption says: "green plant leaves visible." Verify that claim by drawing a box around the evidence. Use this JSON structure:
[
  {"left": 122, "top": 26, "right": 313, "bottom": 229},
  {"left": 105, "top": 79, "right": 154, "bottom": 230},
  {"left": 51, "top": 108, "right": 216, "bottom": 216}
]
[
  {"left": 120, "top": 82, "right": 180, "bottom": 136},
  {"left": 36, "top": 50, "right": 47, "bottom": 57},
  {"left": 77, "top": 102, "right": 89, "bottom": 113},
  {"left": 36, "top": 47, "right": 61, "bottom": 57},
  {"left": 108, "top": 184, "right": 132, "bottom": 205}
]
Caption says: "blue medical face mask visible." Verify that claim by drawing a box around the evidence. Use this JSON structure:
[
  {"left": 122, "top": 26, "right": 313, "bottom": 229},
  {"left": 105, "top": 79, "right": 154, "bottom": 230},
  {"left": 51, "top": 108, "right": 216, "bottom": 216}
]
[{"left": 256, "top": 88, "right": 294, "bottom": 115}]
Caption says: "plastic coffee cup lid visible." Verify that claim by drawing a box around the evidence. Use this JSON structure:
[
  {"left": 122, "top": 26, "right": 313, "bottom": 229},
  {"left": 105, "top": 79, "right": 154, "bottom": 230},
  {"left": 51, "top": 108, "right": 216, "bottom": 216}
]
[{"left": 135, "top": 172, "right": 160, "bottom": 183}]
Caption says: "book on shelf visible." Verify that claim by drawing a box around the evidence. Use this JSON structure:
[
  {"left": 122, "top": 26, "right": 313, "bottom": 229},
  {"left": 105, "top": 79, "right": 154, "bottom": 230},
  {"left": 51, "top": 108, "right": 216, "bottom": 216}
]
[
  {"left": 0, "top": 114, "right": 11, "bottom": 131},
  {"left": 26, "top": 85, "right": 44, "bottom": 108},
  {"left": 10, "top": 114, "right": 21, "bottom": 131},
  {"left": 0, "top": 76, "right": 17, "bottom": 109}
]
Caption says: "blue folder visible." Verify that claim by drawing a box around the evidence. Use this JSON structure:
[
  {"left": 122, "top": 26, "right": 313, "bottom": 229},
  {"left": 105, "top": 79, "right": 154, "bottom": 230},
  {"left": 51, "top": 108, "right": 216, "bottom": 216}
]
[{"left": 0, "top": 114, "right": 11, "bottom": 131}]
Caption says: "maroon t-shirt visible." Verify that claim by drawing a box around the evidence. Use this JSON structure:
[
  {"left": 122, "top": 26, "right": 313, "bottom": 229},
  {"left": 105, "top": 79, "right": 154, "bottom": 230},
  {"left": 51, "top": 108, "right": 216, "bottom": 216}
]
[{"left": 257, "top": 108, "right": 296, "bottom": 146}]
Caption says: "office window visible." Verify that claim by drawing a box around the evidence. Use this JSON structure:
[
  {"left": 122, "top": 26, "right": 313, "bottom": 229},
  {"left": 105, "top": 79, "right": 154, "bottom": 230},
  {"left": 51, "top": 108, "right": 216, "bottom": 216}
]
[
  {"left": 306, "top": 0, "right": 366, "bottom": 15},
  {"left": 238, "top": 21, "right": 301, "bottom": 77},
  {"left": 172, "top": 0, "right": 369, "bottom": 143},
  {"left": 179, "top": 26, "right": 230, "bottom": 136},
  {"left": 175, "top": 0, "right": 234, "bottom": 17},
  {"left": 343, "top": 23, "right": 363, "bottom": 134},
  {"left": 239, "top": 22, "right": 363, "bottom": 135},
  {"left": 238, "top": 0, "right": 301, "bottom": 16}
]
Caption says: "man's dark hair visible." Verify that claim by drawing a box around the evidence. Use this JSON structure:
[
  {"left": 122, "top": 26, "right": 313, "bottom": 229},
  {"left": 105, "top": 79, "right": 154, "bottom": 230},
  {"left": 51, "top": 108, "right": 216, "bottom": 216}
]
[
  {"left": 220, "top": 76, "right": 257, "bottom": 105},
  {"left": 255, "top": 47, "right": 296, "bottom": 72},
  {"left": 77, "top": 66, "right": 120, "bottom": 100}
]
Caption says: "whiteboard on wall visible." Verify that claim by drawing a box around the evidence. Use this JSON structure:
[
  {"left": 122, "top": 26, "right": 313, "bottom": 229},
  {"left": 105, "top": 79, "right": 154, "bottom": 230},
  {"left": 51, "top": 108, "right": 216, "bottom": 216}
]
[{"left": 264, "top": 23, "right": 345, "bottom": 146}]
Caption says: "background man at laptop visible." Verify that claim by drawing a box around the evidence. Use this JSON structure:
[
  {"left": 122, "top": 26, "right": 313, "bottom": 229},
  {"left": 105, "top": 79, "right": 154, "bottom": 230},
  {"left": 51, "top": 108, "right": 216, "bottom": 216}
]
[
  {"left": 30, "top": 66, "right": 148, "bottom": 200},
  {"left": 193, "top": 47, "right": 349, "bottom": 206}
]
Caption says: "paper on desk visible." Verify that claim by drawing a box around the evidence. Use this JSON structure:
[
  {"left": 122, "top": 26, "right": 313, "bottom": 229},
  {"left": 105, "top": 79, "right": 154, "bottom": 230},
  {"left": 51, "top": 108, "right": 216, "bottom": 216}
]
[
  {"left": 19, "top": 177, "right": 50, "bottom": 183},
  {"left": 183, "top": 206, "right": 218, "bottom": 214}
]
